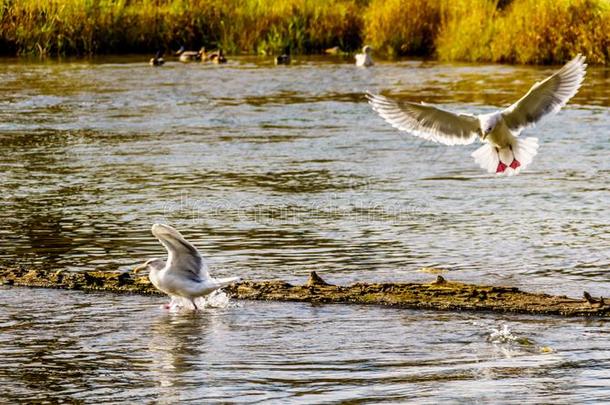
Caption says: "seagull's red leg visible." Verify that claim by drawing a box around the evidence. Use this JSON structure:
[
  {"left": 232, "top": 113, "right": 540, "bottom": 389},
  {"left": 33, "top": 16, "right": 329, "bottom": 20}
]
[
  {"left": 508, "top": 145, "right": 520, "bottom": 169},
  {"left": 495, "top": 147, "right": 507, "bottom": 173}
]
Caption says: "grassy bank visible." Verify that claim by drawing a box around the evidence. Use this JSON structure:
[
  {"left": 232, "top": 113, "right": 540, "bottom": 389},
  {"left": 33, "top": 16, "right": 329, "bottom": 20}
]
[
  {"left": 435, "top": 0, "right": 610, "bottom": 65},
  {"left": 1, "top": 0, "right": 608, "bottom": 64},
  {"left": 0, "top": 0, "right": 363, "bottom": 56}
]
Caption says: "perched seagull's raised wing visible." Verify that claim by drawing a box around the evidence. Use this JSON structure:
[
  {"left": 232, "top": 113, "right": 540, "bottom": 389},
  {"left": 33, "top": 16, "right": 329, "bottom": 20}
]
[
  {"left": 502, "top": 54, "right": 586, "bottom": 134},
  {"left": 366, "top": 93, "right": 481, "bottom": 145},
  {"left": 152, "top": 223, "right": 209, "bottom": 281}
]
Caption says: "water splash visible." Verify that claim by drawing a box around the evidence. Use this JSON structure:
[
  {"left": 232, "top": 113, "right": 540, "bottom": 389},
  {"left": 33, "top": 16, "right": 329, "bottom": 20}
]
[
  {"left": 488, "top": 324, "right": 517, "bottom": 344},
  {"left": 164, "top": 290, "right": 238, "bottom": 312},
  {"left": 197, "top": 290, "right": 235, "bottom": 309},
  {"left": 487, "top": 324, "right": 543, "bottom": 351}
]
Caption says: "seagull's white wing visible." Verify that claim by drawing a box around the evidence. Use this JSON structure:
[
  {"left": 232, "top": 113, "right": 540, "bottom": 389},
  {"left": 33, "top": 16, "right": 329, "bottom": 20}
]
[
  {"left": 502, "top": 54, "right": 586, "bottom": 134},
  {"left": 366, "top": 93, "right": 481, "bottom": 146},
  {"left": 152, "top": 223, "right": 209, "bottom": 280}
]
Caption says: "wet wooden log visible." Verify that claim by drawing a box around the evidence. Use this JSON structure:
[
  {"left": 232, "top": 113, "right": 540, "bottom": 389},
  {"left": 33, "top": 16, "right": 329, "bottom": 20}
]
[
  {"left": 0, "top": 266, "right": 160, "bottom": 295},
  {"left": 0, "top": 267, "right": 608, "bottom": 317}
]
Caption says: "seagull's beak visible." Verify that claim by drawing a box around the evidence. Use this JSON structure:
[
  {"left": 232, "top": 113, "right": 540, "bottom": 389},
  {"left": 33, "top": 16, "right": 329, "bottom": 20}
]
[{"left": 133, "top": 263, "right": 147, "bottom": 274}]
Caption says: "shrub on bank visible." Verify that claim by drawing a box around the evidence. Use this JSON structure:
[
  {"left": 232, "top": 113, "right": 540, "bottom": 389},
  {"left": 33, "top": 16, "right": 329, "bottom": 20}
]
[
  {"left": 489, "top": 0, "right": 610, "bottom": 65},
  {"left": 363, "top": 0, "right": 442, "bottom": 57}
]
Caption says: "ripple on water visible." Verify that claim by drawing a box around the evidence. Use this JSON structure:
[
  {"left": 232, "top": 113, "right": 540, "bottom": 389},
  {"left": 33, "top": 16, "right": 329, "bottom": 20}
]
[
  {"left": 1, "top": 288, "right": 609, "bottom": 403},
  {"left": 0, "top": 56, "right": 608, "bottom": 402}
]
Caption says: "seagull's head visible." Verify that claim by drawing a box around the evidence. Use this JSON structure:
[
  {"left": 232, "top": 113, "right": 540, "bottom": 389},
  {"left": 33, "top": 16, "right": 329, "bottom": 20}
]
[
  {"left": 133, "top": 258, "right": 165, "bottom": 275},
  {"left": 479, "top": 113, "right": 501, "bottom": 139}
]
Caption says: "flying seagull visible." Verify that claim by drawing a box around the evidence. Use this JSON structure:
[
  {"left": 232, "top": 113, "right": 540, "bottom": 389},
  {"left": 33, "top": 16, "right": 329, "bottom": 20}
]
[
  {"left": 134, "top": 224, "right": 240, "bottom": 310},
  {"left": 367, "top": 54, "right": 586, "bottom": 175}
]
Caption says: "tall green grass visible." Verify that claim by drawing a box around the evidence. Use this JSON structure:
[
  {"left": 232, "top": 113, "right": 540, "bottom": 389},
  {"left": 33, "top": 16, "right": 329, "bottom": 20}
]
[{"left": 0, "top": 0, "right": 608, "bottom": 64}]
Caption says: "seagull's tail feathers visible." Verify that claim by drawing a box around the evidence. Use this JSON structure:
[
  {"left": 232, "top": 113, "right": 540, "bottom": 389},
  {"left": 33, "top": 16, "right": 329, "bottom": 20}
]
[
  {"left": 511, "top": 137, "right": 539, "bottom": 173},
  {"left": 471, "top": 143, "right": 499, "bottom": 174},
  {"left": 215, "top": 276, "right": 241, "bottom": 288},
  {"left": 471, "top": 137, "right": 538, "bottom": 176}
]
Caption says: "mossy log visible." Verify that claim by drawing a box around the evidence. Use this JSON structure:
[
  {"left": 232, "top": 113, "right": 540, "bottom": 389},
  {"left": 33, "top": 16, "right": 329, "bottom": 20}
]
[{"left": 1, "top": 267, "right": 608, "bottom": 317}]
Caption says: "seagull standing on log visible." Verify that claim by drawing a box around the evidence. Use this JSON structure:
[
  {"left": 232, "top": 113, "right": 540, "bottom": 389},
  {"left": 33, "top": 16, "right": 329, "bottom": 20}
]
[{"left": 134, "top": 224, "right": 240, "bottom": 310}]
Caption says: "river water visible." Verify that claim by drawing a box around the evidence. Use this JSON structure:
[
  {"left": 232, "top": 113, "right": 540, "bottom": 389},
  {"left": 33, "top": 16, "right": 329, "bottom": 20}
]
[{"left": 0, "top": 56, "right": 608, "bottom": 403}]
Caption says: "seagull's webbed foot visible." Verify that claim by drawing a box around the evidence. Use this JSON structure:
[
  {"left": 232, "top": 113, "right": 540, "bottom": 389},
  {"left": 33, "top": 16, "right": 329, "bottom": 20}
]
[{"left": 163, "top": 297, "right": 181, "bottom": 311}]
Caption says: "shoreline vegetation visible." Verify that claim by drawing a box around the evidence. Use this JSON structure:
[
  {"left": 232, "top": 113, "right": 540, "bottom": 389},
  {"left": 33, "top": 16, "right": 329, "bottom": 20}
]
[
  {"left": 0, "top": 0, "right": 608, "bottom": 65},
  {"left": 1, "top": 267, "right": 609, "bottom": 317}
]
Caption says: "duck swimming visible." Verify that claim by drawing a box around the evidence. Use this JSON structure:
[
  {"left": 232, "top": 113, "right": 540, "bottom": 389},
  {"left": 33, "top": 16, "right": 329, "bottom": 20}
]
[
  {"left": 207, "top": 49, "right": 227, "bottom": 64},
  {"left": 175, "top": 46, "right": 204, "bottom": 62},
  {"left": 149, "top": 50, "right": 165, "bottom": 66},
  {"left": 275, "top": 47, "right": 291, "bottom": 65}
]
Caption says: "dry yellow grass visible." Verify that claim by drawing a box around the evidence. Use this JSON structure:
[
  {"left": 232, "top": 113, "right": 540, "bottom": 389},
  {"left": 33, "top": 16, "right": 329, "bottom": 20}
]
[
  {"left": 0, "top": 0, "right": 608, "bottom": 64},
  {"left": 363, "top": 0, "right": 442, "bottom": 57},
  {"left": 489, "top": 0, "right": 610, "bottom": 65},
  {"left": 366, "top": 0, "right": 609, "bottom": 64},
  {"left": 0, "top": 0, "right": 362, "bottom": 56},
  {"left": 435, "top": 0, "right": 500, "bottom": 63}
]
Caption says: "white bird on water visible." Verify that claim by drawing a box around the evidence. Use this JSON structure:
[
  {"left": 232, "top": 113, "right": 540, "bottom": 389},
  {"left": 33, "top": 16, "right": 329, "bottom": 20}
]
[
  {"left": 367, "top": 54, "right": 587, "bottom": 175},
  {"left": 134, "top": 224, "right": 240, "bottom": 310},
  {"left": 355, "top": 45, "right": 374, "bottom": 67}
]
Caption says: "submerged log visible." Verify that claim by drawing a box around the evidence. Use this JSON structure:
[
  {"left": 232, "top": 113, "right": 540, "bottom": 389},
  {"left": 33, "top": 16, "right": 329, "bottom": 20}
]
[{"left": 0, "top": 266, "right": 608, "bottom": 317}]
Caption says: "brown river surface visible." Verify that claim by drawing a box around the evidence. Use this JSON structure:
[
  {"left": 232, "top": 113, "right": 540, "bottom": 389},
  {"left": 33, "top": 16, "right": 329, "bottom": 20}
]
[{"left": 0, "top": 56, "right": 608, "bottom": 403}]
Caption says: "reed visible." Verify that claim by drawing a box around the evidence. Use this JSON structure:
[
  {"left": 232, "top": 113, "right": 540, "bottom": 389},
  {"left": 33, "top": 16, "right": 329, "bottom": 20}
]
[
  {"left": 0, "top": 0, "right": 362, "bottom": 56},
  {"left": 365, "top": 0, "right": 609, "bottom": 65},
  {"left": 363, "top": 0, "right": 442, "bottom": 57},
  {"left": 435, "top": 0, "right": 500, "bottom": 63},
  {"left": 0, "top": 0, "right": 608, "bottom": 64},
  {"left": 488, "top": 0, "right": 610, "bottom": 65}
]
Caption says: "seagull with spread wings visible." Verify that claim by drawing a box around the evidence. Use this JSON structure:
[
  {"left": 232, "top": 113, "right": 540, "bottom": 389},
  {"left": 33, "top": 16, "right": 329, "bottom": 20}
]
[
  {"left": 134, "top": 224, "right": 240, "bottom": 310},
  {"left": 367, "top": 55, "right": 587, "bottom": 175}
]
